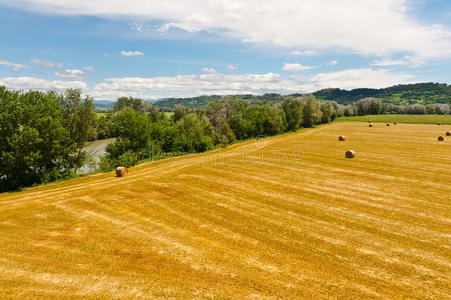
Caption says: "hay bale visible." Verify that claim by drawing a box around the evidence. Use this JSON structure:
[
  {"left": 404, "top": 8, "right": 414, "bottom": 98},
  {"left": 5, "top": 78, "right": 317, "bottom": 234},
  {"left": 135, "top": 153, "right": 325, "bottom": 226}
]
[
  {"left": 345, "top": 150, "right": 356, "bottom": 158},
  {"left": 368, "top": 121, "right": 371, "bottom": 123},
  {"left": 437, "top": 122, "right": 441, "bottom": 125},
  {"left": 369, "top": 124, "right": 373, "bottom": 127},
  {"left": 446, "top": 131, "right": 451, "bottom": 137},
  {"left": 116, "top": 166, "right": 128, "bottom": 177},
  {"left": 338, "top": 136, "right": 346, "bottom": 141},
  {"left": 386, "top": 123, "right": 390, "bottom": 127},
  {"left": 394, "top": 122, "right": 397, "bottom": 125},
  {"left": 438, "top": 136, "right": 445, "bottom": 142}
]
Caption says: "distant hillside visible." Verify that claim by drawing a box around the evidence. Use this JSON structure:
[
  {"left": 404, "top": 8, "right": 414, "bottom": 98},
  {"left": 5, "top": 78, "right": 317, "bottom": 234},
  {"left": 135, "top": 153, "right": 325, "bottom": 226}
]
[
  {"left": 93, "top": 100, "right": 115, "bottom": 109},
  {"left": 129, "top": 82, "right": 451, "bottom": 110},
  {"left": 153, "top": 93, "right": 298, "bottom": 109},
  {"left": 313, "top": 83, "right": 451, "bottom": 104}
]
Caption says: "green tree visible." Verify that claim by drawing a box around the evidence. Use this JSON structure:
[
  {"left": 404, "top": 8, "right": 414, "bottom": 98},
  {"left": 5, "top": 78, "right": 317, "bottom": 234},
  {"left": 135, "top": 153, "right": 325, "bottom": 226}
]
[
  {"left": 302, "top": 95, "right": 322, "bottom": 128},
  {"left": 0, "top": 87, "right": 82, "bottom": 192},
  {"left": 114, "top": 96, "right": 145, "bottom": 113},
  {"left": 60, "top": 88, "right": 97, "bottom": 172},
  {"left": 282, "top": 97, "right": 303, "bottom": 131}
]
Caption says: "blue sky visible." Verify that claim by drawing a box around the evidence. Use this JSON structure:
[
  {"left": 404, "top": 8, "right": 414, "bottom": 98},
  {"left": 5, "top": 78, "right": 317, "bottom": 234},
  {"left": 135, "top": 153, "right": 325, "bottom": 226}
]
[{"left": 0, "top": 0, "right": 450, "bottom": 100}]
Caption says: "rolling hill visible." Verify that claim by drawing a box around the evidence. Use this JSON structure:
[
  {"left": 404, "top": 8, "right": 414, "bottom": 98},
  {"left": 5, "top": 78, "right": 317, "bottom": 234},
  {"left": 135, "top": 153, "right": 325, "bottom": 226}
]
[
  {"left": 151, "top": 83, "right": 451, "bottom": 109},
  {"left": 0, "top": 122, "right": 450, "bottom": 298}
]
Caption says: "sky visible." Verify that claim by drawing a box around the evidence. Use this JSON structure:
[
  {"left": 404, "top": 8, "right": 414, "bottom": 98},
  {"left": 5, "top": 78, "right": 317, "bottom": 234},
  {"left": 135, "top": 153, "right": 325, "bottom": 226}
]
[{"left": 0, "top": 0, "right": 450, "bottom": 101}]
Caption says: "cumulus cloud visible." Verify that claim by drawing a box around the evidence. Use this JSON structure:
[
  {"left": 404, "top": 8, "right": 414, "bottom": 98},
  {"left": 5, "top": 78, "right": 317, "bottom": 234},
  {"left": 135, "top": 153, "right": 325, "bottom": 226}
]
[
  {"left": 54, "top": 69, "right": 86, "bottom": 80},
  {"left": 306, "top": 68, "right": 414, "bottom": 91},
  {"left": 0, "top": 59, "right": 27, "bottom": 72},
  {"left": 226, "top": 65, "right": 238, "bottom": 71},
  {"left": 291, "top": 50, "right": 316, "bottom": 56},
  {"left": 371, "top": 59, "right": 409, "bottom": 67},
  {"left": 86, "top": 68, "right": 414, "bottom": 100},
  {"left": 327, "top": 60, "right": 338, "bottom": 66},
  {"left": 282, "top": 63, "right": 314, "bottom": 72},
  {"left": 202, "top": 67, "right": 217, "bottom": 74},
  {"left": 1, "top": 67, "right": 414, "bottom": 100},
  {"left": 2, "top": 0, "right": 451, "bottom": 60},
  {"left": 0, "top": 76, "right": 87, "bottom": 91},
  {"left": 82, "top": 66, "right": 96, "bottom": 71},
  {"left": 120, "top": 51, "right": 144, "bottom": 56},
  {"left": 30, "top": 58, "right": 63, "bottom": 68}
]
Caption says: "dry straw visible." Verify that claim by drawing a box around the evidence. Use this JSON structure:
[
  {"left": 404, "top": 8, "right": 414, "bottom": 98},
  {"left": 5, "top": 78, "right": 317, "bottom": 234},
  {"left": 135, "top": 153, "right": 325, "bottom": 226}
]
[
  {"left": 116, "top": 167, "right": 128, "bottom": 177},
  {"left": 345, "top": 150, "right": 356, "bottom": 158}
]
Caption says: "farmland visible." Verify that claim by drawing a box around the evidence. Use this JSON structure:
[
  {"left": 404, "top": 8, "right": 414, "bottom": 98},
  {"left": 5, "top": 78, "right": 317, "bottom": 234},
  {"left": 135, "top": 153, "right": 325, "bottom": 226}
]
[
  {"left": 337, "top": 114, "right": 451, "bottom": 125},
  {"left": 0, "top": 122, "right": 450, "bottom": 298}
]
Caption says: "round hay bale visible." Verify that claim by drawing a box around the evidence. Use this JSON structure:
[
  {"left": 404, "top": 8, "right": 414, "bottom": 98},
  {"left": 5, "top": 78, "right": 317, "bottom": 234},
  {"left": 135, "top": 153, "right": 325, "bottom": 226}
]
[
  {"left": 446, "top": 131, "right": 451, "bottom": 137},
  {"left": 386, "top": 123, "right": 390, "bottom": 127},
  {"left": 368, "top": 121, "right": 371, "bottom": 123},
  {"left": 437, "top": 122, "right": 441, "bottom": 125},
  {"left": 394, "top": 122, "right": 397, "bottom": 125},
  {"left": 116, "top": 166, "right": 128, "bottom": 177},
  {"left": 369, "top": 124, "right": 373, "bottom": 127},
  {"left": 438, "top": 136, "right": 445, "bottom": 142},
  {"left": 345, "top": 150, "right": 356, "bottom": 159},
  {"left": 338, "top": 136, "right": 346, "bottom": 141}
]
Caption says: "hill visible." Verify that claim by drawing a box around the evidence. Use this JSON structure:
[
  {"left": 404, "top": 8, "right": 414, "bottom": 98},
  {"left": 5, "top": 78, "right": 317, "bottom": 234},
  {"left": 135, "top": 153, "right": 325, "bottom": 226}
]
[
  {"left": 313, "top": 82, "right": 451, "bottom": 104},
  {"left": 0, "top": 123, "right": 449, "bottom": 298},
  {"left": 152, "top": 83, "right": 451, "bottom": 109},
  {"left": 153, "top": 94, "right": 289, "bottom": 109}
]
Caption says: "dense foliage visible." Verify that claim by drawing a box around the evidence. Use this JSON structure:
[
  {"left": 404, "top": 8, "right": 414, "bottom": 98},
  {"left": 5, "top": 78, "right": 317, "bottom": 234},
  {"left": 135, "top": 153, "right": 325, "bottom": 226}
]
[
  {"left": 313, "top": 83, "right": 451, "bottom": 104},
  {"left": 0, "top": 87, "right": 96, "bottom": 192},
  {"left": 98, "top": 94, "right": 338, "bottom": 171}
]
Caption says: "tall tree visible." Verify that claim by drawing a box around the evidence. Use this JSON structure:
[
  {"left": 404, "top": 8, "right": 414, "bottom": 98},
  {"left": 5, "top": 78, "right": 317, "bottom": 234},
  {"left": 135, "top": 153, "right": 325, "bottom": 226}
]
[
  {"left": 282, "top": 97, "right": 303, "bottom": 131},
  {"left": 302, "top": 95, "right": 322, "bottom": 128},
  {"left": 60, "top": 89, "right": 97, "bottom": 171}
]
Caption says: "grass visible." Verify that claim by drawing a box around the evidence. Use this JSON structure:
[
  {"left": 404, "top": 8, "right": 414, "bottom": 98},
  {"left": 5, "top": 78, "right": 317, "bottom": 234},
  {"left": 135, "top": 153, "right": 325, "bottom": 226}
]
[
  {"left": 337, "top": 114, "right": 451, "bottom": 124},
  {"left": 0, "top": 122, "right": 450, "bottom": 298}
]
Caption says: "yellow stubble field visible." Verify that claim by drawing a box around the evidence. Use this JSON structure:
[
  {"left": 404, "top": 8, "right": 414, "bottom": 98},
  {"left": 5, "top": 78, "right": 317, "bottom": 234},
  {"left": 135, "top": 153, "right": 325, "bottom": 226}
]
[{"left": 0, "top": 122, "right": 450, "bottom": 298}]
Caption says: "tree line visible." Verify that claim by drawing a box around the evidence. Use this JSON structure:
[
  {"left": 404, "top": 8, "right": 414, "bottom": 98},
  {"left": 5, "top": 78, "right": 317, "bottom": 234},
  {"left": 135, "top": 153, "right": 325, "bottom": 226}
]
[{"left": 342, "top": 97, "right": 451, "bottom": 116}]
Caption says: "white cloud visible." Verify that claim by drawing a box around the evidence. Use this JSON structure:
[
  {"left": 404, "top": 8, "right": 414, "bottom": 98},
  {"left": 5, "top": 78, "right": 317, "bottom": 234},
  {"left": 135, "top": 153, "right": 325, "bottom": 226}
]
[
  {"left": 82, "top": 66, "right": 96, "bottom": 71},
  {"left": 120, "top": 51, "right": 144, "bottom": 57},
  {"left": 54, "top": 69, "right": 86, "bottom": 80},
  {"left": 0, "top": 59, "right": 27, "bottom": 72},
  {"left": 291, "top": 50, "right": 316, "bottom": 56},
  {"left": 371, "top": 59, "right": 408, "bottom": 67},
  {"left": 30, "top": 58, "right": 63, "bottom": 68},
  {"left": 87, "top": 68, "right": 414, "bottom": 100},
  {"left": 0, "top": 76, "right": 87, "bottom": 91},
  {"left": 282, "top": 63, "right": 314, "bottom": 72},
  {"left": 306, "top": 68, "right": 414, "bottom": 90},
  {"left": 1, "top": 68, "right": 414, "bottom": 100},
  {"left": 2, "top": 0, "right": 451, "bottom": 60},
  {"left": 226, "top": 65, "right": 238, "bottom": 71},
  {"left": 202, "top": 67, "right": 217, "bottom": 74},
  {"left": 327, "top": 60, "right": 338, "bottom": 66}
]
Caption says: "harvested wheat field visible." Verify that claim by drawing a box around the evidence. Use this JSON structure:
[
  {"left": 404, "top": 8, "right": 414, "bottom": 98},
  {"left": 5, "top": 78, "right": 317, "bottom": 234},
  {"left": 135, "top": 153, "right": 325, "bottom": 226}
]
[{"left": 0, "top": 122, "right": 450, "bottom": 299}]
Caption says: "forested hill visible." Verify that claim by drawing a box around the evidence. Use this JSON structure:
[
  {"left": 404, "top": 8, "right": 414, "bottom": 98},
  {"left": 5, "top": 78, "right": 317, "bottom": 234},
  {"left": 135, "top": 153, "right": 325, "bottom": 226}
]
[
  {"left": 152, "top": 82, "right": 451, "bottom": 109},
  {"left": 313, "top": 83, "right": 451, "bottom": 104},
  {"left": 153, "top": 94, "right": 289, "bottom": 109}
]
